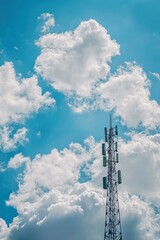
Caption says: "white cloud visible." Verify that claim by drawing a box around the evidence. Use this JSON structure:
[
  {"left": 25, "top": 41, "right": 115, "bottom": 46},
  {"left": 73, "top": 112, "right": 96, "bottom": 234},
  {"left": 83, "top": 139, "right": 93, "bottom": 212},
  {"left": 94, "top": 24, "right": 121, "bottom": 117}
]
[
  {"left": 2, "top": 135, "right": 160, "bottom": 239},
  {"left": 120, "top": 192, "right": 160, "bottom": 240},
  {"left": 7, "top": 153, "right": 30, "bottom": 169},
  {"left": 7, "top": 140, "right": 91, "bottom": 214},
  {"left": 5, "top": 138, "right": 104, "bottom": 240},
  {"left": 0, "top": 127, "right": 28, "bottom": 151},
  {"left": 0, "top": 218, "right": 8, "bottom": 240},
  {"left": 98, "top": 63, "right": 160, "bottom": 128},
  {"left": 35, "top": 19, "right": 120, "bottom": 97},
  {"left": 119, "top": 132, "right": 160, "bottom": 199},
  {"left": 150, "top": 71, "right": 160, "bottom": 80},
  {"left": 38, "top": 13, "right": 55, "bottom": 33},
  {"left": 0, "top": 62, "right": 55, "bottom": 126},
  {"left": 34, "top": 18, "right": 160, "bottom": 129},
  {"left": 69, "top": 62, "right": 160, "bottom": 129}
]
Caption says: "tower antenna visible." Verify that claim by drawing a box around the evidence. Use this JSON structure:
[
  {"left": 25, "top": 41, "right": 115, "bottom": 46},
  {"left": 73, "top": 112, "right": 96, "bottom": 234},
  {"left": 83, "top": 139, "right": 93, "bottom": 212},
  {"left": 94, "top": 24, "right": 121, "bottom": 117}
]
[
  {"left": 110, "top": 114, "right": 112, "bottom": 129},
  {"left": 102, "top": 116, "right": 122, "bottom": 240}
]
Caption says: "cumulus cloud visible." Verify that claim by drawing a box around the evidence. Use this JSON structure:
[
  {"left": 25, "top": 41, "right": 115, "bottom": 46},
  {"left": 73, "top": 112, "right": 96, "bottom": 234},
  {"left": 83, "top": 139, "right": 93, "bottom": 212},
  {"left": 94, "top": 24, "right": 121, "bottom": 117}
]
[
  {"left": 120, "top": 192, "right": 160, "bottom": 240},
  {"left": 98, "top": 63, "right": 160, "bottom": 128},
  {"left": 0, "top": 135, "right": 159, "bottom": 239},
  {"left": 119, "top": 132, "right": 160, "bottom": 198},
  {"left": 0, "top": 61, "right": 55, "bottom": 150},
  {"left": 38, "top": 13, "right": 55, "bottom": 33},
  {"left": 34, "top": 18, "right": 160, "bottom": 129},
  {"left": 0, "top": 218, "right": 8, "bottom": 240},
  {"left": 7, "top": 153, "right": 30, "bottom": 169},
  {"left": 68, "top": 62, "right": 160, "bottom": 129},
  {"left": 7, "top": 138, "right": 95, "bottom": 214},
  {"left": 35, "top": 19, "right": 120, "bottom": 97},
  {"left": 5, "top": 137, "right": 104, "bottom": 240},
  {"left": 0, "top": 62, "right": 55, "bottom": 126},
  {"left": 0, "top": 126, "right": 28, "bottom": 151}
]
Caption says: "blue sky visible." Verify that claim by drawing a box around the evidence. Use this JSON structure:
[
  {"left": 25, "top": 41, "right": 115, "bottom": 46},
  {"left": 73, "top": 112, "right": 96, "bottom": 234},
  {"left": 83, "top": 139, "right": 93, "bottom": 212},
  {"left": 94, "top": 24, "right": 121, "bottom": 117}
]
[{"left": 0, "top": 0, "right": 160, "bottom": 239}]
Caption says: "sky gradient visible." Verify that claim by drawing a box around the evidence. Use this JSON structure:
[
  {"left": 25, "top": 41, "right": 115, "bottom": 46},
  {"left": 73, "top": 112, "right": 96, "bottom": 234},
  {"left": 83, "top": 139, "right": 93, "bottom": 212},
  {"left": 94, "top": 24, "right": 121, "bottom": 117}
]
[{"left": 0, "top": 0, "right": 160, "bottom": 239}]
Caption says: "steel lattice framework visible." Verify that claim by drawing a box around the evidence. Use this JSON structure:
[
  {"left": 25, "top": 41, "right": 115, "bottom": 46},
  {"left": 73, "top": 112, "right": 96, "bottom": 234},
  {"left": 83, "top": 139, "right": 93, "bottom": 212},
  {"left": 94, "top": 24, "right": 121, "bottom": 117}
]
[{"left": 102, "top": 116, "right": 122, "bottom": 240}]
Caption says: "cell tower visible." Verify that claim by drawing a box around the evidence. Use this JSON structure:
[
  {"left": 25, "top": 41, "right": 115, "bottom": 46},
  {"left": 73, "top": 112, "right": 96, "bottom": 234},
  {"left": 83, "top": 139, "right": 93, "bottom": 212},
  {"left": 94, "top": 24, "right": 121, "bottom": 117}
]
[{"left": 102, "top": 115, "right": 122, "bottom": 240}]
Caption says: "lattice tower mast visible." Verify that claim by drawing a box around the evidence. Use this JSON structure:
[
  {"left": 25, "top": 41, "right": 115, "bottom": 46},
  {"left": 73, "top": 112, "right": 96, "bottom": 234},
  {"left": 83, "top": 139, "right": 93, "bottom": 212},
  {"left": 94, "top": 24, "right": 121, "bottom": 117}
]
[{"left": 102, "top": 116, "right": 122, "bottom": 240}]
